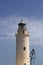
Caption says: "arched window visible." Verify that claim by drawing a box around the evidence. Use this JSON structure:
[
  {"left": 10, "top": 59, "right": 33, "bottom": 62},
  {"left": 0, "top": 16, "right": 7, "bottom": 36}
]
[
  {"left": 23, "top": 47, "right": 26, "bottom": 50},
  {"left": 24, "top": 63, "right": 26, "bottom": 65}
]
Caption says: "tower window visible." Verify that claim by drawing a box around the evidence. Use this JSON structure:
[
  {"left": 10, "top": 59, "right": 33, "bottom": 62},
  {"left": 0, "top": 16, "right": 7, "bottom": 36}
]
[
  {"left": 23, "top": 30, "right": 25, "bottom": 34},
  {"left": 24, "top": 63, "right": 26, "bottom": 65},
  {"left": 23, "top": 47, "right": 26, "bottom": 50}
]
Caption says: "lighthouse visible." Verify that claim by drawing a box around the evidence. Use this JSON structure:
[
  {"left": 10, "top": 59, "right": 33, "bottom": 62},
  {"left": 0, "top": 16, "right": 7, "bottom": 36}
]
[{"left": 15, "top": 19, "right": 30, "bottom": 65}]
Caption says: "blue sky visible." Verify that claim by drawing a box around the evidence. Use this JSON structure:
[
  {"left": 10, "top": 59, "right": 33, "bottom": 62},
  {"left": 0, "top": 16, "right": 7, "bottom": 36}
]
[
  {"left": 0, "top": 0, "right": 43, "bottom": 19},
  {"left": 0, "top": 0, "right": 43, "bottom": 65}
]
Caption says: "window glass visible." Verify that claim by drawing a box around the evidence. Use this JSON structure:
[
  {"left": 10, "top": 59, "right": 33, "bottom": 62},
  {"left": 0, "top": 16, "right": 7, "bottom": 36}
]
[
  {"left": 23, "top": 47, "right": 26, "bottom": 50},
  {"left": 24, "top": 63, "right": 26, "bottom": 65}
]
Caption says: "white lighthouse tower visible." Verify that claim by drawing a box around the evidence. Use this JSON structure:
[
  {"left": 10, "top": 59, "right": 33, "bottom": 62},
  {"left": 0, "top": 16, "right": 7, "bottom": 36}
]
[{"left": 15, "top": 19, "right": 30, "bottom": 65}]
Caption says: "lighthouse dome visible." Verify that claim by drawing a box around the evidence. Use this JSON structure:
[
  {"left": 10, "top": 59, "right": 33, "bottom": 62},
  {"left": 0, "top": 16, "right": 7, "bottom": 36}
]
[{"left": 18, "top": 19, "right": 26, "bottom": 25}]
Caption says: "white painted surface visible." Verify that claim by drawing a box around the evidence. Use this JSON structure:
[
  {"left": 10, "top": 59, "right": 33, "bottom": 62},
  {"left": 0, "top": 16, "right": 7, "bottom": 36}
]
[{"left": 16, "top": 21, "right": 30, "bottom": 65}]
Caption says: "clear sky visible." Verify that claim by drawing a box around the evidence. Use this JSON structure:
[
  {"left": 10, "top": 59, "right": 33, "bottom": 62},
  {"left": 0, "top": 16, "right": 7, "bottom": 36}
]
[
  {"left": 0, "top": 0, "right": 43, "bottom": 65},
  {"left": 0, "top": 0, "right": 43, "bottom": 19}
]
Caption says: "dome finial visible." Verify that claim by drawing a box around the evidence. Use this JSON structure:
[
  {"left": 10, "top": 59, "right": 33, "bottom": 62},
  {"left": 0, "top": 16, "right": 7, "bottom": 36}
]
[
  {"left": 21, "top": 18, "right": 23, "bottom": 23},
  {"left": 19, "top": 19, "right": 26, "bottom": 24},
  {"left": 18, "top": 19, "right": 26, "bottom": 25}
]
